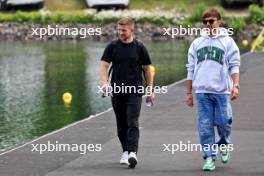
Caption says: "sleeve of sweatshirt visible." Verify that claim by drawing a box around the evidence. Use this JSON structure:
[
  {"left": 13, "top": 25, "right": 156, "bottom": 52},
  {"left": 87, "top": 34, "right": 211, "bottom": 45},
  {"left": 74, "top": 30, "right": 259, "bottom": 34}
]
[
  {"left": 186, "top": 42, "right": 195, "bottom": 80},
  {"left": 227, "top": 38, "right": 240, "bottom": 75}
]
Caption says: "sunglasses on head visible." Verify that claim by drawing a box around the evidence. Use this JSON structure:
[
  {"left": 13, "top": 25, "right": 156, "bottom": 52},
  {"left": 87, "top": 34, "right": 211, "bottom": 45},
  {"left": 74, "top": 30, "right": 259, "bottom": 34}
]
[{"left": 203, "top": 19, "right": 215, "bottom": 25}]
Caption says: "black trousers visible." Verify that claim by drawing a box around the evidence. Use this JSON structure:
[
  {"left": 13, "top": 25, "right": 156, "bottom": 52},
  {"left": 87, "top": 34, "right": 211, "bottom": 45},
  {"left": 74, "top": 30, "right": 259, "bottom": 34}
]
[{"left": 111, "top": 94, "right": 142, "bottom": 153}]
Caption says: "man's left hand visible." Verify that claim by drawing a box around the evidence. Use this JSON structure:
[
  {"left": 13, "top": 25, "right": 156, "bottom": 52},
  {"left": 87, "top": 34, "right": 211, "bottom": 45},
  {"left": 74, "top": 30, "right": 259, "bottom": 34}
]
[
  {"left": 231, "top": 87, "right": 239, "bottom": 101},
  {"left": 147, "top": 93, "right": 155, "bottom": 105}
]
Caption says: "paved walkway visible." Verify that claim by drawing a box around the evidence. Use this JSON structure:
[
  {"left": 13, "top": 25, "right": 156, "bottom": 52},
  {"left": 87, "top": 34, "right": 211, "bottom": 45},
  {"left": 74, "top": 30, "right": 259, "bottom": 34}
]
[{"left": 0, "top": 52, "right": 264, "bottom": 176}]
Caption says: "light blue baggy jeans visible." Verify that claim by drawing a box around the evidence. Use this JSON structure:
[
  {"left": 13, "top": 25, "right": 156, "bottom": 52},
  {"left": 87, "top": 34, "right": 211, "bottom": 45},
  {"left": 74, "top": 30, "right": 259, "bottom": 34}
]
[{"left": 196, "top": 93, "right": 233, "bottom": 160}]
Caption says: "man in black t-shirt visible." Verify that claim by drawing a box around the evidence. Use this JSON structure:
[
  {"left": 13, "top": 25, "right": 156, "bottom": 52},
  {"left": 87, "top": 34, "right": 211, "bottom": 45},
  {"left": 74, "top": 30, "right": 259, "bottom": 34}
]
[{"left": 100, "top": 17, "right": 154, "bottom": 169}]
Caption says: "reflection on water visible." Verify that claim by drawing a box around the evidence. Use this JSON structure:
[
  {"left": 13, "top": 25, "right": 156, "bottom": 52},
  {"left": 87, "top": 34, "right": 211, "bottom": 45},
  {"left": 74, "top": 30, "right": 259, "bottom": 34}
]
[{"left": 0, "top": 40, "right": 189, "bottom": 151}]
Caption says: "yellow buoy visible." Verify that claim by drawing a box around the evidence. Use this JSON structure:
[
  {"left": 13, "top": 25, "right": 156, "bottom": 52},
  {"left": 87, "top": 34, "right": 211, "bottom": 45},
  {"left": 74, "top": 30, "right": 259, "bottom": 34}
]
[
  {"left": 242, "top": 39, "right": 248, "bottom": 46},
  {"left": 62, "top": 92, "right": 72, "bottom": 104},
  {"left": 150, "top": 65, "right": 156, "bottom": 76}
]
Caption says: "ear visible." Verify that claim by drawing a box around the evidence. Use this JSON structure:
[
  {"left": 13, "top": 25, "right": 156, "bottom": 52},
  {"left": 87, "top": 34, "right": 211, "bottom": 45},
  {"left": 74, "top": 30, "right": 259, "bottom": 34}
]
[
  {"left": 130, "top": 27, "right": 135, "bottom": 32},
  {"left": 218, "top": 19, "right": 222, "bottom": 25}
]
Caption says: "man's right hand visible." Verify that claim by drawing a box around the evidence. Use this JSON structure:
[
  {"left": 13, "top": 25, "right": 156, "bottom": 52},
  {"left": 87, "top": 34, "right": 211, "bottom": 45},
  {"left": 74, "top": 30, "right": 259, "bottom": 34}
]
[
  {"left": 102, "top": 82, "right": 110, "bottom": 96},
  {"left": 186, "top": 94, "right": 194, "bottom": 107},
  {"left": 100, "top": 61, "right": 110, "bottom": 97}
]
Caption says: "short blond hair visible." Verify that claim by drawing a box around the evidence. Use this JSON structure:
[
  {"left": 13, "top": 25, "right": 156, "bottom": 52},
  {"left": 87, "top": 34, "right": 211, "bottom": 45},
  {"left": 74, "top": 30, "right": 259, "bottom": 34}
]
[{"left": 117, "top": 17, "right": 135, "bottom": 27}]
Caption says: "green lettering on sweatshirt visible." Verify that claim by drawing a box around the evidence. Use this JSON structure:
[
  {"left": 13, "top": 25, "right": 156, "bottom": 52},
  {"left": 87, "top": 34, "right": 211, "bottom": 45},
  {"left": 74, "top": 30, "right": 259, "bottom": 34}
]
[{"left": 197, "top": 46, "right": 224, "bottom": 65}]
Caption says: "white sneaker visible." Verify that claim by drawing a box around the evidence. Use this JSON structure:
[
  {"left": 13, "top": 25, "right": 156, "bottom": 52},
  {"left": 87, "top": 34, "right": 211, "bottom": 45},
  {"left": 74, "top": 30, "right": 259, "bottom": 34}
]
[
  {"left": 128, "top": 152, "right": 137, "bottom": 168},
  {"left": 120, "top": 151, "right": 129, "bottom": 165}
]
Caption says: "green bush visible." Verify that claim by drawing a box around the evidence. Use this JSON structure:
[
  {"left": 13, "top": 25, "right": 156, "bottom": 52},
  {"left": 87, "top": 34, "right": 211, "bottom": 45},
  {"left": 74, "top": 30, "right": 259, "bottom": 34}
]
[
  {"left": 29, "top": 13, "right": 42, "bottom": 23},
  {"left": 3, "top": 4, "right": 262, "bottom": 27},
  {"left": 248, "top": 4, "right": 264, "bottom": 24},
  {"left": 176, "top": 2, "right": 187, "bottom": 14},
  {"left": 0, "top": 13, "right": 13, "bottom": 22},
  {"left": 51, "top": 13, "right": 65, "bottom": 23},
  {"left": 182, "top": 4, "right": 226, "bottom": 27},
  {"left": 182, "top": 2, "right": 207, "bottom": 26},
  {"left": 191, "top": 2, "right": 208, "bottom": 22},
  {"left": 11, "top": 11, "right": 30, "bottom": 22},
  {"left": 228, "top": 17, "right": 246, "bottom": 31},
  {"left": 66, "top": 15, "right": 84, "bottom": 24}
]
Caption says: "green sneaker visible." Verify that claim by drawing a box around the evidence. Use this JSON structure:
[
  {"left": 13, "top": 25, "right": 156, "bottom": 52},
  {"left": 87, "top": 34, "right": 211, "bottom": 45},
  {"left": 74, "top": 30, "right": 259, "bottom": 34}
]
[
  {"left": 202, "top": 157, "right": 216, "bottom": 171},
  {"left": 220, "top": 149, "right": 231, "bottom": 164}
]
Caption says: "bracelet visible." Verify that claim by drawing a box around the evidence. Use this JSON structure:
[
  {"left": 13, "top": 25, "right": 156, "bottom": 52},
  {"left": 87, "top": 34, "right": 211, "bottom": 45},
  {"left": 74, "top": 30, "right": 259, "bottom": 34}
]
[{"left": 187, "top": 92, "right": 192, "bottom": 95}]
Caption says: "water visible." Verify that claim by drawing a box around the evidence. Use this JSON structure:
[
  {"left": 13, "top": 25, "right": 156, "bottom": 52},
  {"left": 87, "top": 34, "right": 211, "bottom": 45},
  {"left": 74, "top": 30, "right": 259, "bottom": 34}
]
[{"left": 0, "top": 40, "right": 189, "bottom": 152}]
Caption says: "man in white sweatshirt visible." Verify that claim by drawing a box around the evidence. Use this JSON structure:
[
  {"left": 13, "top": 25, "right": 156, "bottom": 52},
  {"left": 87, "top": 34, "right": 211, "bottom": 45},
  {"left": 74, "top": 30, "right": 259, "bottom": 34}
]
[{"left": 186, "top": 8, "right": 240, "bottom": 171}]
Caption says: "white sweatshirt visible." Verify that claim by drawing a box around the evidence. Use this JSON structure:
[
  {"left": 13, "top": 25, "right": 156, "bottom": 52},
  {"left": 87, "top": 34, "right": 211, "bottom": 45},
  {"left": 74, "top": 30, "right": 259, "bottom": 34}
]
[{"left": 186, "top": 27, "right": 241, "bottom": 94}]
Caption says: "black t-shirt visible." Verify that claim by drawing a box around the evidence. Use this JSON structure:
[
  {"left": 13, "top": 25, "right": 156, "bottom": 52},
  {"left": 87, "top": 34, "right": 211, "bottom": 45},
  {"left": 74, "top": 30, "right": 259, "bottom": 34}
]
[{"left": 101, "top": 39, "right": 152, "bottom": 95}]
